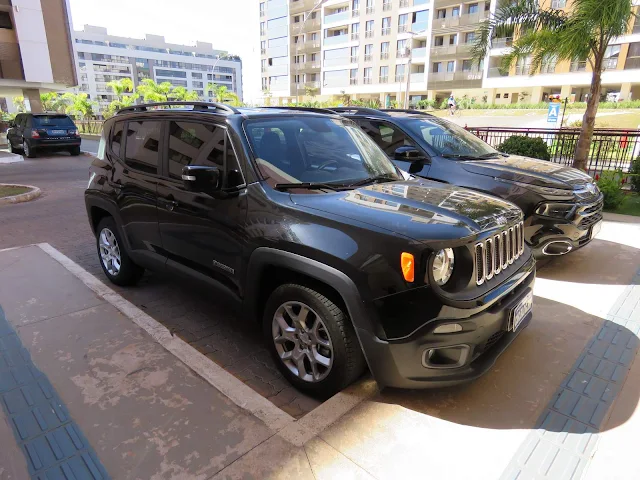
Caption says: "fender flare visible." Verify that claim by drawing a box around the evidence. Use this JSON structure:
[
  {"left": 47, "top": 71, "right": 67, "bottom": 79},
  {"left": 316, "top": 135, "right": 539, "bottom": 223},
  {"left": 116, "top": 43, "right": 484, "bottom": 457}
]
[{"left": 85, "top": 194, "right": 133, "bottom": 252}]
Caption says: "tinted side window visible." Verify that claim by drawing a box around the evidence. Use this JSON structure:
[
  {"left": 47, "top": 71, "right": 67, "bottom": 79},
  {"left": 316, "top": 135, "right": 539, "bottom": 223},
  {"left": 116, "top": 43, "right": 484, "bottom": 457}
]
[
  {"left": 111, "top": 121, "right": 124, "bottom": 157},
  {"left": 356, "top": 120, "right": 416, "bottom": 156},
  {"left": 124, "top": 120, "right": 161, "bottom": 174}
]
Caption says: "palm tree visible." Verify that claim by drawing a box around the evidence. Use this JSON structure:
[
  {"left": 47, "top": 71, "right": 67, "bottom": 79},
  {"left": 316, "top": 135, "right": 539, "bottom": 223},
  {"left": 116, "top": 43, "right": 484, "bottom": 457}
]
[
  {"left": 106, "top": 78, "right": 134, "bottom": 98},
  {"left": 61, "top": 93, "right": 99, "bottom": 133},
  {"left": 136, "top": 79, "right": 173, "bottom": 102},
  {"left": 169, "top": 86, "right": 200, "bottom": 101},
  {"left": 206, "top": 83, "right": 241, "bottom": 105},
  {"left": 40, "top": 92, "right": 67, "bottom": 112},
  {"left": 471, "top": 0, "right": 634, "bottom": 171},
  {"left": 12, "top": 96, "right": 26, "bottom": 113}
]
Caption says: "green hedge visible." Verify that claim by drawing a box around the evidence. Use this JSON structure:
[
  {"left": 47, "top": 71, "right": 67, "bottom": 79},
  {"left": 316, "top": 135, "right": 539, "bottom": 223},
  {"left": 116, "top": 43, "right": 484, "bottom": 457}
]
[{"left": 497, "top": 136, "right": 551, "bottom": 160}]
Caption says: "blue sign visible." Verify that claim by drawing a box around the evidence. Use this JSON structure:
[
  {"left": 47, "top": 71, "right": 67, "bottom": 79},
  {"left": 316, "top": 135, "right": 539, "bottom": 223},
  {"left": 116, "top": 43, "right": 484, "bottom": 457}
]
[{"left": 547, "top": 103, "right": 561, "bottom": 123}]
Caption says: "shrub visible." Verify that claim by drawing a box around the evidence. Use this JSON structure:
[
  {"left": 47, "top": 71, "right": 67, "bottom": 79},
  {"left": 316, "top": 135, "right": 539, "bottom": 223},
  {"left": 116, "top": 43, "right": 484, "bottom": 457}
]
[
  {"left": 630, "top": 156, "right": 640, "bottom": 193},
  {"left": 497, "top": 136, "right": 551, "bottom": 160},
  {"left": 416, "top": 99, "right": 436, "bottom": 110},
  {"left": 597, "top": 171, "right": 626, "bottom": 210}
]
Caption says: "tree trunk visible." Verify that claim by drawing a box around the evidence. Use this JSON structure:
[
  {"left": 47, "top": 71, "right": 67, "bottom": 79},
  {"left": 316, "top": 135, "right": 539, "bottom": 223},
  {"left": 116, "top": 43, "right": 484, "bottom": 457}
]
[{"left": 573, "top": 58, "right": 603, "bottom": 171}]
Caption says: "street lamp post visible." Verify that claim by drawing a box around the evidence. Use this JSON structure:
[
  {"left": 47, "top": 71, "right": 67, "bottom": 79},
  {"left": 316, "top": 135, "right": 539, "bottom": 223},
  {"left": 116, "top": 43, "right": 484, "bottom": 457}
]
[{"left": 295, "top": 0, "right": 328, "bottom": 104}]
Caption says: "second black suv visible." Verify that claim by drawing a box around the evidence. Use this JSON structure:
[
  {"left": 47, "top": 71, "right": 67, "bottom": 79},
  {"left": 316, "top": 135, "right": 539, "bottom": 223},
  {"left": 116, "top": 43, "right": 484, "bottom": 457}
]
[
  {"left": 329, "top": 108, "right": 604, "bottom": 257},
  {"left": 85, "top": 102, "right": 535, "bottom": 397},
  {"left": 8, "top": 113, "right": 82, "bottom": 157}
]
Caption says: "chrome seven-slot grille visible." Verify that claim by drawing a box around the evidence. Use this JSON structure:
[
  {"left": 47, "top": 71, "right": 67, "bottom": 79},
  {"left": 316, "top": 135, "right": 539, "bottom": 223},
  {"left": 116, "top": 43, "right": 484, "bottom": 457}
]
[{"left": 474, "top": 221, "right": 525, "bottom": 285}]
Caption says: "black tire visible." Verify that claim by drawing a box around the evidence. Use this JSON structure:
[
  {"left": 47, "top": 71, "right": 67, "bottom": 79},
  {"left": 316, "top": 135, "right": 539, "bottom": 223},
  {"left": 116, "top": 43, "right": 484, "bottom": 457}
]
[
  {"left": 69, "top": 146, "right": 81, "bottom": 156},
  {"left": 95, "top": 217, "right": 144, "bottom": 286},
  {"left": 263, "top": 284, "right": 366, "bottom": 398},
  {"left": 9, "top": 141, "right": 19, "bottom": 154},
  {"left": 23, "top": 140, "right": 35, "bottom": 158}
]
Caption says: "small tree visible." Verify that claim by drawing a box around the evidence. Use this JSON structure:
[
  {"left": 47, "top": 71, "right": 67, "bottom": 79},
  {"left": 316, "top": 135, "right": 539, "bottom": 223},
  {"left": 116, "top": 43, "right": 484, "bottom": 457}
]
[
  {"left": 136, "top": 79, "right": 172, "bottom": 102},
  {"left": 13, "top": 96, "right": 26, "bottom": 113},
  {"left": 62, "top": 93, "right": 98, "bottom": 133},
  {"left": 169, "top": 86, "right": 200, "bottom": 101},
  {"left": 40, "top": 92, "right": 67, "bottom": 112},
  {"left": 207, "top": 83, "right": 240, "bottom": 105},
  {"left": 471, "top": 0, "right": 634, "bottom": 171}
]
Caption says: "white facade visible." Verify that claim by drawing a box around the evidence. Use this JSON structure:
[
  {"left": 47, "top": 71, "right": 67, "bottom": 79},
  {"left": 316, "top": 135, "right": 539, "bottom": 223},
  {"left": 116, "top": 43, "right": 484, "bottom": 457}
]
[{"left": 73, "top": 26, "right": 243, "bottom": 110}]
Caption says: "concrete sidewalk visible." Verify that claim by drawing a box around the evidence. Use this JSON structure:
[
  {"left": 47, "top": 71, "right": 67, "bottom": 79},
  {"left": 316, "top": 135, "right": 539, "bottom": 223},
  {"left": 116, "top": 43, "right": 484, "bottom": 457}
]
[{"left": 0, "top": 215, "right": 639, "bottom": 479}]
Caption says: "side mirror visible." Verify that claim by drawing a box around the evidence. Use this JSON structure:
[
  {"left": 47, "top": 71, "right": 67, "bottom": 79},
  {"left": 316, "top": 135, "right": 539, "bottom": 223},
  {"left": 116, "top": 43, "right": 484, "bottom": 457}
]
[
  {"left": 394, "top": 146, "right": 425, "bottom": 162},
  {"left": 182, "top": 165, "right": 221, "bottom": 193}
]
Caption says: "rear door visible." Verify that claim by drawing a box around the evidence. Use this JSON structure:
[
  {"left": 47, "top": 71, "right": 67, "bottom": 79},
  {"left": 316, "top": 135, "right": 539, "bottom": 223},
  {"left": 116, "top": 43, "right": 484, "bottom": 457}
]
[
  {"left": 107, "top": 118, "right": 164, "bottom": 264},
  {"left": 156, "top": 118, "right": 248, "bottom": 294}
]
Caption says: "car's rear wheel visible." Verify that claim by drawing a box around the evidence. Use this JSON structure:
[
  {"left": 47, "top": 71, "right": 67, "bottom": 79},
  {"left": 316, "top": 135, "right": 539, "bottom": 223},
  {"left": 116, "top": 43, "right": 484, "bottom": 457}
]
[
  {"left": 96, "top": 217, "right": 144, "bottom": 286},
  {"left": 9, "top": 141, "right": 19, "bottom": 154},
  {"left": 263, "top": 284, "right": 366, "bottom": 398},
  {"left": 23, "top": 140, "right": 35, "bottom": 158},
  {"left": 69, "top": 146, "right": 81, "bottom": 156}
]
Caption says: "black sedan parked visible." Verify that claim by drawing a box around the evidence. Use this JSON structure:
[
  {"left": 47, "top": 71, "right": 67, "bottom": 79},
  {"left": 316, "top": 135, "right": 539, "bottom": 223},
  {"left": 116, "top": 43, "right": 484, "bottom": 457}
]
[
  {"left": 330, "top": 107, "right": 603, "bottom": 258},
  {"left": 8, "top": 113, "right": 82, "bottom": 157}
]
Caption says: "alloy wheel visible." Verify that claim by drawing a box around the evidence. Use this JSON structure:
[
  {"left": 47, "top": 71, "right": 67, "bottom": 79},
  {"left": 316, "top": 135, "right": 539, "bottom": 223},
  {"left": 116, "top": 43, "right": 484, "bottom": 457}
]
[
  {"left": 23, "top": 141, "right": 29, "bottom": 157},
  {"left": 272, "top": 301, "right": 334, "bottom": 383},
  {"left": 98, "top": 227, "right": 122, "bottom": 276}
]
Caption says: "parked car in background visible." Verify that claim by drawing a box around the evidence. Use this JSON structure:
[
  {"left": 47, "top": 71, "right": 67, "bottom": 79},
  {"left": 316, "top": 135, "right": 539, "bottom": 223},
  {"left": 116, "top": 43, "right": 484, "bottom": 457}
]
[
  {"left": 328, "top": 107, "right": 603, "bottom": 257},
  {"left": 8, "top": 113, "right": 81, "bottom": 157},
  {"left": 85, "top": 102, "right": 535, "bottom": 397}
]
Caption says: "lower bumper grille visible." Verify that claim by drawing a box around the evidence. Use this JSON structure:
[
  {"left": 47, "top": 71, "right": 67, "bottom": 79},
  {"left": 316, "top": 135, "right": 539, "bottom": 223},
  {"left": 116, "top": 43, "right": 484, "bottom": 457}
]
[{"left": 579, "top": 212, "right": 603, "bottom": 230}]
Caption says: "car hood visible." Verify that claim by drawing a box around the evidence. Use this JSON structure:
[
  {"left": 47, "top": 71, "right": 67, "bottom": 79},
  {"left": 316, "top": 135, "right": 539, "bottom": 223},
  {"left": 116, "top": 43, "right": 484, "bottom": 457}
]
[
  {"left": 460, "top": 155, "right": 593, "bottom": 188},
  {"left": 290, "top": 179, "right": 522, "bottom": 243}
]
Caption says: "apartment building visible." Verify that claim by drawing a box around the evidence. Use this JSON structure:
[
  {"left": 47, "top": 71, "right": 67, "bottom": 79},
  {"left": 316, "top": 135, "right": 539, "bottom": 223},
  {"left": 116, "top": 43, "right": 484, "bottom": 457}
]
[
  {"left": 73, "top": 26, "right": 243, "bottom": 110},
  {"left": 260, "top": 0, "right": 640, "bottom": 106},
  {"left": 0, "top": 0, "right": 76, "bottom": 113}
]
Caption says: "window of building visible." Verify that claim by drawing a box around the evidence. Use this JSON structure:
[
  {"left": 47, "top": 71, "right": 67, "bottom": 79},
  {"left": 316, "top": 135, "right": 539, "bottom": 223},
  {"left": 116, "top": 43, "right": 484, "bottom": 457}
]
[
  {"left": 259, "top": 2, "right": 265, "bottom": 14},
  {"left": 260, "top": 22, "right": 265, "bottom": 35},
  {"left": 193, "top": 81, "right": 204, "bottom": 88},
  {"left": 350, "top": 68, "right": 358, "bottom": 84},
  {"left": 462, "top": 59, "right": 473, "bottom": 71},
  {"left": 412, "top": 10, "right": 428, "bottom": 32},
  {"left": 503, "top": 93, "right": 509, "bottom": 98},
  {"left": 452, "top": 6, "right": 460, "bottom": 16},
  {"left": 191, "top": 72, "right": 203, "bottom": 79},
  {"left": 433, "top": 62, "right": 442, "bottom": 73},
  {"left": 464, "top": 31, "right": 476, "bottom": 43},
  {"left": 450, "top": 34, "right": 457, "bottom": 45},
  {"left": 447, "top": 61, "right": 455, "bottom": 72},
  {"left": 156, "top": 69, "right": 188, "bottom": 78},
  {"left": 311, "top": 32, "right": 318, "bottom": 41},
  {"left": 124, "top": 121, "right": 161, "bottom": 175},
  {"left": 382, "top": 17, "right": 391, "bottom": 28},
  {"left": 353, "top": 0, "right": 360, "bottom": 10},
  {"left": 294, "top": 55, "right": 304, "bottom": 63},
  {"left": 364, "top": 67, "right": 372, "bottom": 81},
  {"left": 436, "top": 9, "right": 446, "bottom": 19},
  {"left": 0, "top": 12, "right": 13, "bottom": 29},
  {"left": 294, "top": 15, "right": 301, "bottom": 23},
  {"left": 604, "top": 45, "right": 621, "bottom": 69},
  {"left": 397, "top": 39, "right": 408, "bottom": 51},
  {"left": 467, "top": 3, "right": 479, "bottom": 14},
  {"left": 311, "top": 52, "right": 318, "bottom": 62},
  {"left": 495, "top": 93, "right": 501, "bottom": 99},
  {"left": 395, "top": 64, "right": 405, "bottom": 81},
  {"left": 364, "top": 44, "right": 373, "bottom": 55},
  {"left": 380, "top": 66, "right": 389, "bottom": 78},
  {"left": 434, "top": 36, "right": 444, "bottom": 47},
  {"left": 365, "top": 20, "right": 374, "bottom": 31},
  {"left": 398, "top": 13, "right": 408, "bottom": 29}
]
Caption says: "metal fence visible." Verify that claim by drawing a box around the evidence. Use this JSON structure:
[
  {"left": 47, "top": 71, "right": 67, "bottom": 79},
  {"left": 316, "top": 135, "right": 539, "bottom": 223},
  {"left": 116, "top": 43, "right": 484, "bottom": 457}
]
[{"left": 467, "top": 127, "right": 640, "bottom": 176}]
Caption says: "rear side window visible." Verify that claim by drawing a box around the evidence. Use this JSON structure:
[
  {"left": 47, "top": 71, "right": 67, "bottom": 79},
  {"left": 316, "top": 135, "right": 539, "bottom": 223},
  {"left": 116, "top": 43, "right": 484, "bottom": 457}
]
[
  {"left": 111, "top": 121, "right": 124, "bottom": 157},
  {"left": 32, "top": 115, "right": 75, "bottom": 128},
  {"left": 124, "top": 120, "right": 161, "bottom": 174},
  {"left": 167, "top": 120, "right": 243, "bottom": 187}
]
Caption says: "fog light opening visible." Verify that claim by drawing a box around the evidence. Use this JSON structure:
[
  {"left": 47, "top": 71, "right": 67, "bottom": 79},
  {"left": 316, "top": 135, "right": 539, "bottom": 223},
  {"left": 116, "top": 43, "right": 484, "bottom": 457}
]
[
  {"left": 422, "top": 345, "right": 470, "bottom": 369},
  {"left": 433, "top": 323, "right": 463, "bottom": 334}
]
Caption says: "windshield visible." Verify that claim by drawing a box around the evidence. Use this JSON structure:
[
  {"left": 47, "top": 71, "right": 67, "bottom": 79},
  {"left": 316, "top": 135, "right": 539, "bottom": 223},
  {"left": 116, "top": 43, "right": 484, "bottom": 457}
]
[
  {"left": 404, "top": 117, "right": 499, "bottom": 158},
  {"left": 244, "top": 116, "right": 401, "bottom": 188},
  {"left": 32, "top": 115, "right": 75, "bottom": 128}
]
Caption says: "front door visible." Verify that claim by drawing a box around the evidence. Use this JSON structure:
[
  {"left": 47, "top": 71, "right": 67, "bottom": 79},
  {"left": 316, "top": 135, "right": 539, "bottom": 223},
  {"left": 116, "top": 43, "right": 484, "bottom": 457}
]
[
  {"left": 156, "top": 119, "right": 248, "bottom": 294},
  {"left": 107, "top": 119, "right": 163, "bottom": 263}
]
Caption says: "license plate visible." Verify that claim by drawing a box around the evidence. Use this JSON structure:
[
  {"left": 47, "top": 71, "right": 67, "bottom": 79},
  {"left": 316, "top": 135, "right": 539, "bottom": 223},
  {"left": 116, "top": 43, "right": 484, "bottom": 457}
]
[
  {"left": 510, "top": 290, "right": 533, "bottom": 332},
  {"left": 591, "top": 220, "right": 603, "bottom": 239},
  {"left": 51, "top": 130, "right": 66, "bottom": 135}
]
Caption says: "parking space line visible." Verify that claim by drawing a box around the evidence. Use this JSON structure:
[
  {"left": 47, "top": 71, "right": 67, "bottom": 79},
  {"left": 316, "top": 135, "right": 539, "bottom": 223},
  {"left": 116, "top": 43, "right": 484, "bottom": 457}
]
[{"left": 34, "top": 242, "right": 376, "bottom": 441}]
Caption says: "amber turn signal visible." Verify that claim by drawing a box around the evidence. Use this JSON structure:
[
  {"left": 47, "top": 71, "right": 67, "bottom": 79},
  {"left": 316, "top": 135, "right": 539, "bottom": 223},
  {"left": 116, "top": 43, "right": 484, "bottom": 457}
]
[{"left": 401, "top": 252, "right": 415, "bottom": 282}]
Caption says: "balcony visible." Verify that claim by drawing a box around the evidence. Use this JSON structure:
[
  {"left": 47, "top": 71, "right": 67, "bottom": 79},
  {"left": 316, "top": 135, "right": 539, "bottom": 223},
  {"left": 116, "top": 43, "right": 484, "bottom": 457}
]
[
  {"left": 428, "top": 70, "right": 483, "bottom": 88},
  {"left": 398, "top": 24, "right": 409, "bottom": 33},
  {"left": 351, "top": 32, "right": 360, "bottom": 40},
  {"left": 410, "top": 72, "right": 425, "bottom": 83},
  {"left": 381, "top": 27, "right": 391, "bottom": 36},
  {"left": 487, "top": 67, "right": 509, "bottom": 78},
  {"left": 434, "top": 11, "right": 488, "bottom": 29},
  {"left": 431, "top": 45, "right": 456, "bottom": 56},
  {"left": 324, "top": 34, "right": 350, "bottom": 46},
  {"left": 570, "top": 61, "right": 587, "bottom": 72},
  {"left": 290, "top": 0, "right": 316, "bottom": 14},
  {"left": 492, "top": 37, "right": 513, "bottom": 48},
  {"left": 379, "top": 75, "right": 389, "bottom": 83},
  {"left": 324, "top": 56, "right": 351, "bottom": 67},
  {"left": 365, "top": 30, "right": 374, "bottom": 38},
  {"left": 364, "top": 54, "right": 372, "bottom": 61},
  {"left": 625, "top": 56, "right": 640, "bottom": 69},
  {"left": 540, "top": 64, "right": 556, "bottom": 74},
  {"left": 350, "top": 78, "right": 358, "bottom": 85},
  {"left": 634, "top": 20, "right": 640, "bottom": 34},
  {"left": 604, "top": 58, "right": 619, "bottom": 70},
  {"left": 460, "top": 11, "right": 489, "bottom": 25},
  {"left": 383, "top": 2, "right": 392, "bottom": 11},
  {"left": 352, "top": 9, "right": 360, "bottom": 17},
  {"left": 399, "top": 0, "right": 409, "bottom": 6},
  {"left": 293, "top": 61, "right": 321, "bottom": 70},
  {"left": 297, "top": 42, "right": 321, "bottom": 53},
  {"left": 292, "top": 18, "right": 321, "bottom": 32},
  {"left": 397, "top": 48, "right": 410, "bottom": 58},
  {"left": 381, "top": 51, "right": 389, "bottom": 60},
  {"left": 260, "top": 48, "right": 266, "bottom": 55},
  {"left": 412, "top": 47, "right": 426, "bottom": 59},
  {"left": 514, "top": 64, "right": 532, "bottom": 75},
  {"left": 325, "top": 11, "right": 350, "bottom": 25},
  {"left": 366, "top": 6, "right": 374, "bottom": 14},
  {"left": 363, "top": 77, "right": 373, "bottom": 84}
]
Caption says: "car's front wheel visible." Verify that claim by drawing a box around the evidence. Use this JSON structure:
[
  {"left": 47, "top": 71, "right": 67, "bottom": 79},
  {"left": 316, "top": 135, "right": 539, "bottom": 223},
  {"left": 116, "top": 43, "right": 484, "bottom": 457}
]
[
  {"left": 263, "top": 284, "right": 366, "bottom": 398},
  {"left": 96, "top": 217, "right": 144, "bottom": 286},
  {"left": 23, "top": 140, "right": 35, "bottom": 158}
]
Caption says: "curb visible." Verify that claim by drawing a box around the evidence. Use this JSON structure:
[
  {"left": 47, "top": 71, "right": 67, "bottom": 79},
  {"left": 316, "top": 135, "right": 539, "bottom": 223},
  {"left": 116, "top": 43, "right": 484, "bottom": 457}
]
[{"left": 0, "top": 184, "right": 41, "bottom": 205}]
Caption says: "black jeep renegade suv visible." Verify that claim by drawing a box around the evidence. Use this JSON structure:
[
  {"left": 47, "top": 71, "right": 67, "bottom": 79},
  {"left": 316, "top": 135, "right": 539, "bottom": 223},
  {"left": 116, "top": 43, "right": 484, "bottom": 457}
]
[{"left": 85, "top": 102, "right": 535, "bottom": 397}]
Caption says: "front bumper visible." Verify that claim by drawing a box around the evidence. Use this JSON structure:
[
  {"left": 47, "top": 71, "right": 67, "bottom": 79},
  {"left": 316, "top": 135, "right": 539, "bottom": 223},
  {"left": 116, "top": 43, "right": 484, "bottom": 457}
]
[
  {"left": 527, "top": 194, "right": 603, "bottom": 257},
  {"left": 357, "top": 255, "right": 535, "bottom": 389}
]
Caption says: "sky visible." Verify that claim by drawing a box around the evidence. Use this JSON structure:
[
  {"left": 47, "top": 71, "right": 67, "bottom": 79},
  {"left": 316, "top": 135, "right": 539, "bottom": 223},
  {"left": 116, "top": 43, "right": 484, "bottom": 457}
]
[{"left": 67, "top": 0, "right": 261, "bottom": 103}]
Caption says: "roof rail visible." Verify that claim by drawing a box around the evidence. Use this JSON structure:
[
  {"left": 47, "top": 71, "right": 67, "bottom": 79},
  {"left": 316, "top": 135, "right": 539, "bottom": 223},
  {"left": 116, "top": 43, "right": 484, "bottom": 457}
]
[
  {"left": 380, "top": 108, "right": 434, "bottom": 116},
  {"left": 260, "top": 106, "right": 338, "bottom": 114},
  {"left": 116, "top": 101, "right": 240, "bottom": 115},
  {"left": 330, "top": 107, "right": 389, "bottom": 116}
]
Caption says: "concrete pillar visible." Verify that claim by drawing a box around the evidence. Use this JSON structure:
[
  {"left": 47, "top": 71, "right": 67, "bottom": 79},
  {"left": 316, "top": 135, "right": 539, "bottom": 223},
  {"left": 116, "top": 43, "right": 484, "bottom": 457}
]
[
  {"left": 487, "top": 88, "right": 496, "bottom": 105},
  {"left": 530, "top": 86, "right": 544, "bottom": 103},
  {"left": 620, "top": 82, "right": 632, "bottom": 101},
  {"left": 427, "top": 90, "right": 435, "bottom": 101},
  {"left": 560, "top": 84, "right": 572, "bottom": 101},
  {"left": 23, "top": 89, "right": 43, "bottom": 113}
]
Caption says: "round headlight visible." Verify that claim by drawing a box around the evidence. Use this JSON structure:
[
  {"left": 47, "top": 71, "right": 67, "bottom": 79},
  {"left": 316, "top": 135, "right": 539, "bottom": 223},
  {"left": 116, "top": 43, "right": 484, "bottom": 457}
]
[{"left": 431, "top": 248, "right": 455, "bottom": 286}]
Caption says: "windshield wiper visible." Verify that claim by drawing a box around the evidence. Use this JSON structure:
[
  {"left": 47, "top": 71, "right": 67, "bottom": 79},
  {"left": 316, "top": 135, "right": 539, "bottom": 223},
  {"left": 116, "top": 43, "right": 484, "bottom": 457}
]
[
  {"left": 476, "top": 152, "right": 505, "bottom": 159},
  {"left": 274, "top": 182, "right": 346, "bottom": 191},
  {"left": 441, "top": 153, "right": 482, "bottom": 160},
  {"left": 346, "top": 174, "right": 398, "bottom": 188}
]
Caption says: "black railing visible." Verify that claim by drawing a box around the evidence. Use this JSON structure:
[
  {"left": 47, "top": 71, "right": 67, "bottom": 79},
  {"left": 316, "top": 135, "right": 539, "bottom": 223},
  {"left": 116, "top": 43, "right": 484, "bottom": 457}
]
[{"left": 467, "top": 127, "right": 640, "bottom": 176}]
